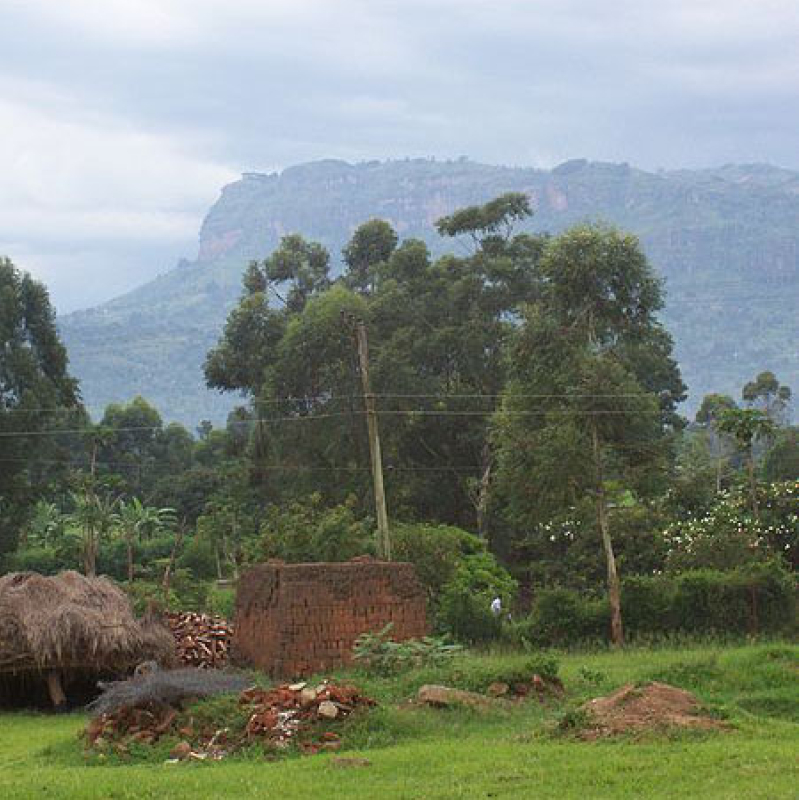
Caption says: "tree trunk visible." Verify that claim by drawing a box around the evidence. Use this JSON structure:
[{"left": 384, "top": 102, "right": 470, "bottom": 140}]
[
  {"left": 84, "top": 527, "right": 97, "bottom": 578},
  {"left": 126, "top": 532, "right": 134, "bottom": 583},
  {"left": 162, "top": 523, "right": 185, "bottom": 601},
  {"left": 476, "top": 442, "right": 492, "bottom": 538},
  {"left": 230, "top": 518, "right": 240, "bottom": 580},
  {"left": 591, "top": 422, "right": 624, "bottom": 647},
  {"left": 747, "top": 452, "right": 759, "bottom": 519}
]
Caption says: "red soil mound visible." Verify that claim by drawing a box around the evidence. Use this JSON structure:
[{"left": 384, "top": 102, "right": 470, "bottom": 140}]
[{"left": 580, "top": 682, "right": 727, "bottom": 738}]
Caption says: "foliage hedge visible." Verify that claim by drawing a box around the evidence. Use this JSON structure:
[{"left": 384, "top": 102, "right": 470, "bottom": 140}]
[{"left": 508, "top": 561, "right": 796, "bottom": 646}]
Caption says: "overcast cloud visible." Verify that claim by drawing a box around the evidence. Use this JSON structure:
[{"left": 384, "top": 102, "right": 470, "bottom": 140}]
[{"left": 1, "top": 0, "right": 797, "bottom": 311}]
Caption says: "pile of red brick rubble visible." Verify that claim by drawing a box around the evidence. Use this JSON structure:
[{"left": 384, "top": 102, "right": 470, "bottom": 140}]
[
  {"left": 84, "top": 680, "right": 375, "bottom": 760},
  {"left": 241, "top": 680, "right": 375, "bottom": 754}
]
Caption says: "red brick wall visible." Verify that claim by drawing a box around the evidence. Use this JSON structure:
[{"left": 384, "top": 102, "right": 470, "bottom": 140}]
[{"left": 232, "top": 561, "right": 428, "bottom": 677}]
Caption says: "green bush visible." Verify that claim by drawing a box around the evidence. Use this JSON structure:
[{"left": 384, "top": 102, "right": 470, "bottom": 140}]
[
  {"left": 98, "top": 534, "right": 177, "bottom": 582},
  {"left": 206, "top": 582, "right": 236, "bottom": 619},
  {"left": 352, "top": 623, "right": 463, "bottom": 675},
  {"left": 9, "top": 546, "right": 63, "bottom": 575},
  {"left": 178, "top": 530, "right": 218, "bottom": 579},
  {"left": 528, "top": 587, "right": 609, "bottom": 646},
  {"left": 513, "top": 561, "right": 795, "bottom": 646},
  {"left": 391, "top": 522, "right": 486, "bottom": 601},
  {"left": 123, "top": 580, "right": 179, "bottom": 615},
  {"left": 662, "top": 481, "right": 798, "bottom": 573},
  {"left": 621, "top": 574, "right": 675, "bottom": 635},
  {"left": 669, "top": 562, "right": 795, "bottom": 636},
  {"left": 437, "top": 552, "right": 517, "bottom": 642},
  {"left": 169, "top": 570, "right": 213, "bottom": 611},
  {"left": 124, "top": 577, "right": 238, "bottom": 617}
]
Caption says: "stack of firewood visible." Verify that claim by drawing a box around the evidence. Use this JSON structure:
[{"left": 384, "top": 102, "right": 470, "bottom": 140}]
[{"left": 164, "top": 612, "right": 233, "bottom": 669}]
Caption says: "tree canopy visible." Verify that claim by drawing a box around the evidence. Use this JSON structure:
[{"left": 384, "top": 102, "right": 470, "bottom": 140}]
[{"left": 0, "top": 257, "right": 81, "bottom": 556}]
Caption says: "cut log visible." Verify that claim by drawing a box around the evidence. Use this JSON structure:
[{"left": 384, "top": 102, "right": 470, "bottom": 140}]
[{"left": 46, "top": 670, "right": 67, "bottom": 709}]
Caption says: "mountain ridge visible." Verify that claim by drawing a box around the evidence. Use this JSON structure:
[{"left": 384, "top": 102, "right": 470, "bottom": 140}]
[{"left": 59, "top": 157, "right": 799, "bottom": 425}]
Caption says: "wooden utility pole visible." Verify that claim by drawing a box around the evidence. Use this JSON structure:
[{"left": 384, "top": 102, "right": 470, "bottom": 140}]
[{"left": 354, "top": 320, "right": 391, "bottom": 560}]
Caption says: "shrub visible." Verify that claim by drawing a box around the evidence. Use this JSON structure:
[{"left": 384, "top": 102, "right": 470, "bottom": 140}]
[
  {"left": 9, "top": 546, "right": 63, "bottom": 575},
  {"left": 670, "top": 562, "right": 795, "bottom": 636},
  {"left": 124, "top": 580, "right": 179, "bottom": 615},
  {"left": 98, "top": 534, "right": 176, "bottom": 582},
  {"left": 621, "top": 574, "right": 676, "bottom": 635},
  {"left": 391, "top": 522, "right": 486, "bottom": 601},
  {"left": 662, "top": 480, "right": 798, "bottom": 572},
  {"left": 437, "top": 552, "right": 517, "bottom": 642},
  {"left": 528, "top": 587, "right": 609, "bottom": 646},
  {"left": 123, "top": 574, "right": 216, "bottom": 614},
  {"left": 206, "top": 582, "right": 236, "bottom": 619},
  {"left": 506, "top": 560, "right": 795, "bottom": 646},
  {"left": 352, "top": 623, "right": 462, "bottom": 675},
  {"left": 177, "top": 530, "right": 218, "bottom": 579}
]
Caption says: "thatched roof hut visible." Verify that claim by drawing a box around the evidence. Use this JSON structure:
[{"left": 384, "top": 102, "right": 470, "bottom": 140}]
[{"left": 0, "top": 571, "right": 175, "bottom": 707}]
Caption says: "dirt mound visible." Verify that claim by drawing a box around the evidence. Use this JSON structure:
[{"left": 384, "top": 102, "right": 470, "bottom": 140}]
[{"left": 580, "top": 682, "right": 726, "bottom": 738}]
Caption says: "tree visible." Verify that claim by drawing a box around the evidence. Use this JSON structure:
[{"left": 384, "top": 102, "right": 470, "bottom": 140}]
[
  {"left": 263, "top": 234, "right": 331, "bottom": 313},
  {"left": 204, "top": 198, "right": 544, "bottom": 530},
  {"left": 204, "top": 279, "right": 285, "bottom": 396},
  {"left": 93, "top": 397, "right": 194, "bottom": 498},
  {"left": 436, "top": 192, "right": 532, "bottom": 246},
  {"left": 763, "top": 427, "right": 799, "bottom": 481},
  {"left": 67, "top": 489, "right": 118, "bottom": 577},
  {"left": 116, "top": 498, "right": 176, "bottom": 582},
  {"left": 195, "top": 499, "right": 254, "bottom": 580},
  {"left": 494, "top": 224, "right": 685, "bottom": 647},
  {"left": 366, "top": 205, "right": 543, "bottom": 532},
  {"left": 716, "top": 407, "right": 776, "bottom": 518},
  {"left": 742, "top": 371, "right": 792, "bottom": 425},
  {"left": 695, "top": 393, "right": 738, "bottom": 492},
  {"left": 342, "top": 219, "right": 398, "bottom": 293},
  {"left": 21, "top": 500, "right": 63, "bottom": 550},
  {"left": 0, "top": 257, "right": 80, "bottom": 558}
]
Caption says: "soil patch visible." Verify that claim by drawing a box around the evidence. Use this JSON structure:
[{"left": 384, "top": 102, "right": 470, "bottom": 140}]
[{"left": 579, "top": 682, "right": 727, "bottom": 739}]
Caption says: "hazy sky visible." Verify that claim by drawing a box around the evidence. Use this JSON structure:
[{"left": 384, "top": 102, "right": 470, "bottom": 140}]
[{"left": 1, "top": 0, "right": 797, "bottom": 312}]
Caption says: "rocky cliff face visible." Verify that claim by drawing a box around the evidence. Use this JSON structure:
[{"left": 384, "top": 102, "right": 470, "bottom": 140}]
[{"left": 59, "top": 158, "right": 799, "bottom": 424}]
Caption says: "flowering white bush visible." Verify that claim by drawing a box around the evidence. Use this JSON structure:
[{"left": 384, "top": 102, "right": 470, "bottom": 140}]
[{"left": 663, "top": 481, "right": 798, "bottom": 572}]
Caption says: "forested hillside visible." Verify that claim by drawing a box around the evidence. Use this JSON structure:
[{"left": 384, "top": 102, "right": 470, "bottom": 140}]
[{"left": 59, "top": 158, "right": 799, "bottom": 424}]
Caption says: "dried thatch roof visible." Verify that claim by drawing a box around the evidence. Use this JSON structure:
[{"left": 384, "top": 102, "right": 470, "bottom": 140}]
[{"left": 0, "top": 571, "right": 175, "bottom": 675}]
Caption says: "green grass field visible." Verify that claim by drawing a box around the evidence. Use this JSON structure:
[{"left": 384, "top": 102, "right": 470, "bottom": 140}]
[{"left": 1, "top": 643, "right": 797, "bottom": 799}]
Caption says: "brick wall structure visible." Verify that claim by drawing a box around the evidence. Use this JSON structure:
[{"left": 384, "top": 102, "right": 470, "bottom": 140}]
[{"left": 232, "top": 561, "right": 428, "bottom": 677}]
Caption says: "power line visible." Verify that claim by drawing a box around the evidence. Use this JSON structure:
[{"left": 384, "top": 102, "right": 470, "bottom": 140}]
[
  {"left": 2, "top": 391, "right": 677, "bottom": 416},
  {"left": 0, "top": 407, "right": 675, "bottom": 438},
  {"left": 0, "top": 455, "right": 496, "bottom": 473},
  {"left": 0, "top": 413, "right": 354, "bottom": 437},
  {"left": 664, "top": 293, "right": 799, "bottom": 306}
]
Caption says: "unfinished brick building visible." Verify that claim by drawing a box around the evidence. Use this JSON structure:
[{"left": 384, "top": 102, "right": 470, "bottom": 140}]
[{"left": 232, "top": 561, "right": 428, "bottom": 677}]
